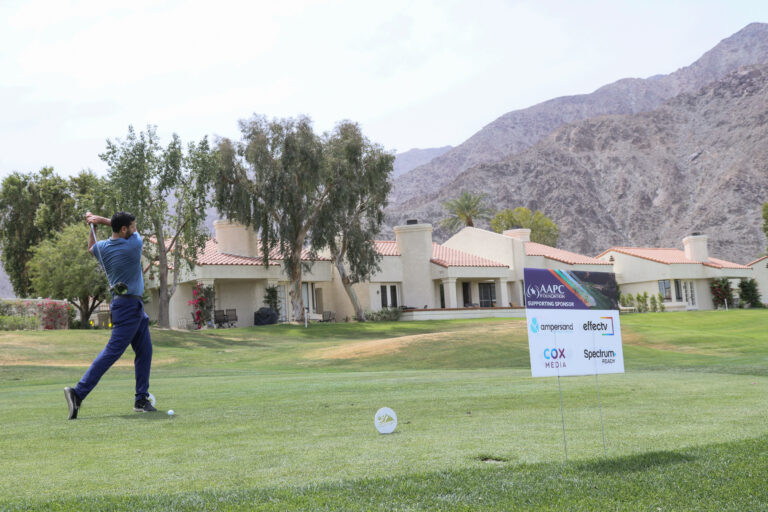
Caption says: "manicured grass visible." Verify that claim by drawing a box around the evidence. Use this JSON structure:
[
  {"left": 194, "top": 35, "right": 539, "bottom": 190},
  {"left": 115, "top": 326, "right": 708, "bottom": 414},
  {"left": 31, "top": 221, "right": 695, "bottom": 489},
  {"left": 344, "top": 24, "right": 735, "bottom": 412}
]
[{"left": 1, "top": 311, "right": 767, "bottom": 510}]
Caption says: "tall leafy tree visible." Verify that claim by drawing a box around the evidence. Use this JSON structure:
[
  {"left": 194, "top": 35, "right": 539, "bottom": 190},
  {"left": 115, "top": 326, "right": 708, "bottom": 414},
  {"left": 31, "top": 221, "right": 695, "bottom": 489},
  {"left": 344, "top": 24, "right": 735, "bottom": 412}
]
[
  {"left": 313, "top": 121, "right": 394, "bottom": 321},
  {"left": 490, "top": 207, "right": 560, "bottom": 247},
  {"left": 212, "top": 115, "right": 335, "bottom": 321},
  {"left": 28, "top": 224, "right": 109, "bottom": 326},
  {"left": 100, "top": 126, "right": 216, "bottom": 328},
  {"left": 0, "top": 172, "right": 43, "bottom": 296},
  {"left": 0, "top": 168, "right": 110, "bottom": 297},
  {"left": 440, "top": 191, "right": 492, "bottom": 232}
]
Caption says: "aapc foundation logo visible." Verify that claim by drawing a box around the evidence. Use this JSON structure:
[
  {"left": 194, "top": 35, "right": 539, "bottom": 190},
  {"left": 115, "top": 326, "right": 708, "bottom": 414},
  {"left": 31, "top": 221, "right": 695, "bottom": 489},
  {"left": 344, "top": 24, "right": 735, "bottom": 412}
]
[{"left": 526, "top": 283, "right": 567, "bottom": 300}]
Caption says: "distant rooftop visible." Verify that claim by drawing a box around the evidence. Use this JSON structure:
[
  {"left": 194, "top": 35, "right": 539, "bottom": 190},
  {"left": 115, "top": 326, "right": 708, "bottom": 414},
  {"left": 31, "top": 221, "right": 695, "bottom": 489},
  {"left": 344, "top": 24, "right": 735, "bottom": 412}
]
[
  {"left": 525, "top": 242, "right": 611, "bottom": 266},
  {"left": 598, "top": 247, "right": 750, "bottom": 269}
]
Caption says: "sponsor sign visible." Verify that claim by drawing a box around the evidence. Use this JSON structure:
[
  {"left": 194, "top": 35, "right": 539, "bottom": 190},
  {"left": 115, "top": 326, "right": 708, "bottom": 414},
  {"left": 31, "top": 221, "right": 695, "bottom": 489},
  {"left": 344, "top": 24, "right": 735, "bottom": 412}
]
[{"left": 525, "top": 268, "right": 624, "bottom": 377}]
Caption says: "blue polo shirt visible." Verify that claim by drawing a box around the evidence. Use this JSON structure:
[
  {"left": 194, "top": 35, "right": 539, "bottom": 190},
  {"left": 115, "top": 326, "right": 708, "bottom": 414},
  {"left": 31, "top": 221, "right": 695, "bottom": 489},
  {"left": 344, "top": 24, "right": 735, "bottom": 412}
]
[{"left": 92, "top": 232, "right": 144, "bottom": 297}]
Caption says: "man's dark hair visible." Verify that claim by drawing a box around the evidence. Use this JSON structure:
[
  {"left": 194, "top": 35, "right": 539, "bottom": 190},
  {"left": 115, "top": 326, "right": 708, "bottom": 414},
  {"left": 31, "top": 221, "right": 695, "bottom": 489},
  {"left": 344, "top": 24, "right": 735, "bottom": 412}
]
[{"left": 111, "top": 212, "right": 136, "bottom": 233}]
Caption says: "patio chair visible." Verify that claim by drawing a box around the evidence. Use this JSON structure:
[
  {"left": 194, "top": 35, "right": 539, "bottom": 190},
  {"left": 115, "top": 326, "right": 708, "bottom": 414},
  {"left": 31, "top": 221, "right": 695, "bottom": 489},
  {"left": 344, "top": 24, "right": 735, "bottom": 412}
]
[
  {"left": 225, "top": 309, "right": 238, "bottom": 327},
  {"left": 214, "top": 309, "right": 228, "bottom": 328}
]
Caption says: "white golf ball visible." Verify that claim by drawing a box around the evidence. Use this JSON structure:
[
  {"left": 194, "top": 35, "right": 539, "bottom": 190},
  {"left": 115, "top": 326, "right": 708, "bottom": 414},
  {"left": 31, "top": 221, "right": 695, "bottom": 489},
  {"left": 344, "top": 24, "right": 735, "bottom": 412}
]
[{"left": 167, "top": 409, "right": 175, "bottom": 416}]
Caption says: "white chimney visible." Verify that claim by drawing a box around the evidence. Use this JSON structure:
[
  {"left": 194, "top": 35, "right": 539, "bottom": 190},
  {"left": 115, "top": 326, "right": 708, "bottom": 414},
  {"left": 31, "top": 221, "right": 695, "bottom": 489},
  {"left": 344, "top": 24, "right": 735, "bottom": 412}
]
[
  {"left": 213, "top": 220, "right": 261, "bottom": 257},
  {"left": 503, "top": 229, "right": 531, "bottom": 242},
  {"left": 683, "top": 234, "right": 709, "bottom": 262},
  {"left": 394, "top": 222, "right": 434, "bottom": 308}
]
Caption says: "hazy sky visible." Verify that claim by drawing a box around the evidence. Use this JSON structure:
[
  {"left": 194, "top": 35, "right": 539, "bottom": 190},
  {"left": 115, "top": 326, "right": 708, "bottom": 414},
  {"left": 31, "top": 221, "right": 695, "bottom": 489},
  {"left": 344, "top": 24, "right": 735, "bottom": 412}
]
[{"left": 1, "top": 0, "right": 766, "bottom": 179}]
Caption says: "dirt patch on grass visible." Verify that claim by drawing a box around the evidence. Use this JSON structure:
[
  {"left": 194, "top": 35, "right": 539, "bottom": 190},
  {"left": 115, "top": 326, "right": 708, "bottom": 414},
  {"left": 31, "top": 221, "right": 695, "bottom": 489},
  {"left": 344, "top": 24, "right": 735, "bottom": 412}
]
[
  {"left": 310, "top": 323, "right": 526, "bottom": 360},
  {"left": 621, "top": 329, "right": 721, "bottom": 355},
  {"left": 0, "top": 357, "right": 178, "bottom": 367}
]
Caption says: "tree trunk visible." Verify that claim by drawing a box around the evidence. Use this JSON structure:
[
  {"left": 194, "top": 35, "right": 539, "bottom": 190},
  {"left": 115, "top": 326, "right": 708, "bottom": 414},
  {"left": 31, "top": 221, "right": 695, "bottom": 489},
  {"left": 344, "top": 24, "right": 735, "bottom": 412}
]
[
  {"left": 288, "top": 271, "right": 304, "bottom": 322},
  {"left": 158, "top": 283, "right": 170, "bottom": 328},
  {"left": 75, "top": 301, "right": 90, "bottom": 328},
  {"left": 332, "top": 251, "right": 365, "bottom": 321},
  {"left": 156, "top": 228, "right": 171, "bottom": 328}
]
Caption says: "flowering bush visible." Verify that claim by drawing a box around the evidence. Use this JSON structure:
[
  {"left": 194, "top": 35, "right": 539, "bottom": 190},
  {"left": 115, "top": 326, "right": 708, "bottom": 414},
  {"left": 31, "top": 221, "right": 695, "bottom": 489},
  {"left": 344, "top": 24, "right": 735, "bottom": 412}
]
[
  {"left": 37, "top": 299, "right": 72, "bottom": 330},
  {"left": 188, "top": 282, "right": 215, "bottom": 329},
  {"left": 710, "top": 278, "right": 734, "bottom": 309}
]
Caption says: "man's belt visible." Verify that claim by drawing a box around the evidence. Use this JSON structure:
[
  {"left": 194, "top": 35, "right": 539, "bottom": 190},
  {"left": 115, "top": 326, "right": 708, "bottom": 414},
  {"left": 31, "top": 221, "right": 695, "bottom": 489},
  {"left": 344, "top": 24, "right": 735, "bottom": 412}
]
[{"left": 112, "top": 294, "right": 144, "bottom": 302}]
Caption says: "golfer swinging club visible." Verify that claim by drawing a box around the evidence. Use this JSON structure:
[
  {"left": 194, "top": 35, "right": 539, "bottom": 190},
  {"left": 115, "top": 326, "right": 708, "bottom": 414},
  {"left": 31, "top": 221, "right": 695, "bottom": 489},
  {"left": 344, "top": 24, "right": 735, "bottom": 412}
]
[{"left": 64, "top": 211, "right": 156, "bottom": 419}]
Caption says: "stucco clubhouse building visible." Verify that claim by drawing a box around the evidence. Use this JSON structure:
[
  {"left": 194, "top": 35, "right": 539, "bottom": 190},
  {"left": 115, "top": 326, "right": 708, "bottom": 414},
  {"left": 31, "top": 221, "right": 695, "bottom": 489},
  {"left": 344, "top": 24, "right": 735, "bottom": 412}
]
[{"left": 144, "top": 220, "right": 758, "bottom": 328}]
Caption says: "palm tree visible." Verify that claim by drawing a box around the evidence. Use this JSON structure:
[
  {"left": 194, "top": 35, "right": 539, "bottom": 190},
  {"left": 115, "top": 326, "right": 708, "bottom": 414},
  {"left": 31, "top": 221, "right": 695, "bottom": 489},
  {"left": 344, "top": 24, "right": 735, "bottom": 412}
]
[{"left": 440, "top": 191, "right": 492, "bottom": 232}]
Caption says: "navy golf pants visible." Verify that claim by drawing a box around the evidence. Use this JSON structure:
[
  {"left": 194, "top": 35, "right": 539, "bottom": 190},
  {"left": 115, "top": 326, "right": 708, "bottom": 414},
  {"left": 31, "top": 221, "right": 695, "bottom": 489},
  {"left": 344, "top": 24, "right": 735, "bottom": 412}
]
[{"left": 74, "top": 296, "right": 152, "bottom": 401}]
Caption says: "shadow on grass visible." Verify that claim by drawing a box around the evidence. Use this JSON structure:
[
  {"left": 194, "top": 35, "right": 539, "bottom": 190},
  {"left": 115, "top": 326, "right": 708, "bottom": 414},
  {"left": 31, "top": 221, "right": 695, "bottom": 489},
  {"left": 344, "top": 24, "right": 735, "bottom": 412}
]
[
  {"left": 115, "top": 412, "right": 178, "bottom": 421},
  {"left": 575, "top": 449, "right": 696, "bottom": 474}
]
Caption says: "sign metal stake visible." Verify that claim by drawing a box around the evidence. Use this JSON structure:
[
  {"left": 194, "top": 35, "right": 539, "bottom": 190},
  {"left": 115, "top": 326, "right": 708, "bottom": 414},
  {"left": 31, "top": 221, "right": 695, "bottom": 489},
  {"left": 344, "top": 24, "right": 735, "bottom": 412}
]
[
  {"left": 595, "top": 372, "right": 607, "bottom": 457},
  {"left": 592, "top": 332, "right": 608, "bottom": 457},
  {"left": 557, "top": 374, "right": 568, "bottom": 461}
]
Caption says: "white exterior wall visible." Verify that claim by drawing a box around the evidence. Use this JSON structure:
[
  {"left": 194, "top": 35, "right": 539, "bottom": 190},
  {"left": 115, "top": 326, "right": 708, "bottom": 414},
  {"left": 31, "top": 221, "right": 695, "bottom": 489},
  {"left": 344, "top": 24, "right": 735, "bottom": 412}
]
[
  {"left": 599, "top": 250, "right": 751, "bottom": 311},
  {"left": 443, "top": 227, "right": 518, "bottom": 268},
  {"left": 748, "top": 258, "right": 768, "bottom": 305},
  {"left": 214, "top": 280, "right": 263, "bottom": 327},
  {"left": 168, "top": 282, "right": 195, "bottom": 328},
  {"left": 395, "top": 224, "right": 436, "bottom": 308},
  {"left": 444, "top": 227, "right": 613, "bottom": 306}
]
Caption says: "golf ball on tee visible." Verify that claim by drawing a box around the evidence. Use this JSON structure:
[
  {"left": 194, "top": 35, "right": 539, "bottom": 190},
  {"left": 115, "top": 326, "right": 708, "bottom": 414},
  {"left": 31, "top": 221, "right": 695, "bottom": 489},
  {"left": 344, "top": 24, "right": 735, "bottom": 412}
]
[{"left": 167, "top": 409, "right": 175, "bottom": 416}]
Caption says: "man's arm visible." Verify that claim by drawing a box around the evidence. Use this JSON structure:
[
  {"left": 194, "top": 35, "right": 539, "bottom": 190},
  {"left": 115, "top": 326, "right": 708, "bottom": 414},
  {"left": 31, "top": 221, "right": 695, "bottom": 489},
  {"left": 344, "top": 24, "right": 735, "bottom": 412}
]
[{"left": 85, "top": 212, "right": 110, "bottom": 254}]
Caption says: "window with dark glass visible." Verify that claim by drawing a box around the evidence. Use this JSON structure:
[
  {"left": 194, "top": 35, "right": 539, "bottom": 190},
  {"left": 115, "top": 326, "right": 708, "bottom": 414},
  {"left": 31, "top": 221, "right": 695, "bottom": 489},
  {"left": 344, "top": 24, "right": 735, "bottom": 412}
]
[
  {"left": 674, "top": 280, "right": 682, "bottom": 301},
  {"left": 658, "top": 279, "right": 671, "bottom": 301},
  {"left": 462, "top": 282, "right": 472, "bottom": 306},
  {"left": 478, "top": 283, "right": 496, "bottom": 307},
  {"left": 380, "top": 285, "right": 388, "bottom": 308},
  {"left": 390, "top": 285, "right": 398, "bottom": 308}
]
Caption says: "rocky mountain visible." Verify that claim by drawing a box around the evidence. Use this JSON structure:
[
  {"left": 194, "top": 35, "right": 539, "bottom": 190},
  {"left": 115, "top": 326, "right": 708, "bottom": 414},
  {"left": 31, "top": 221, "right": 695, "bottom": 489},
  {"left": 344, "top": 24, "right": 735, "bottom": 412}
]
[
  {"left": 389, "top": 64, "right": 768, "bottom": 263},
  {"left": 392, "top": 146, "right": 452, "bottom": 178},
  {"left": 0, "top": 266, "right": 14, "bottom": 298},
  {"left": 389, "top": 23, "right": 768, "bottom": 205}
]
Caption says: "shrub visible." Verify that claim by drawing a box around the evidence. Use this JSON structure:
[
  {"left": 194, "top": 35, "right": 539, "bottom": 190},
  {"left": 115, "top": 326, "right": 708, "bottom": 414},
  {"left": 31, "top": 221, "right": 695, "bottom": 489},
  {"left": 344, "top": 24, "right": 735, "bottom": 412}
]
[
  {"left": 37, "top": 299, "right": 71, "bottom": 330},
  {"left": 264, "top": 286, "right": 281, "bottom": 317},
  {"left": 635, "top": 293, "right": 649, "bottom": 313},
  {"left": 649, "top": 294, "right": 658, "bottom": 313},
  {"left": 710, "top": 278, "right": 734, "bottom": 309},
  {"left": 657, "top": 293, "right": 666, "bottom": 312},
  {"left": 0, "top": 315, "right": 39, "bottom": 330},
  {"left": 188, "top": 282, "right": 215, "bottom": 329},
  {"left": 364, "top": 307, "right": 402, "bottom": 322},
  {"left": 738, "top": 278, "right": 763, "bottom": 308}
]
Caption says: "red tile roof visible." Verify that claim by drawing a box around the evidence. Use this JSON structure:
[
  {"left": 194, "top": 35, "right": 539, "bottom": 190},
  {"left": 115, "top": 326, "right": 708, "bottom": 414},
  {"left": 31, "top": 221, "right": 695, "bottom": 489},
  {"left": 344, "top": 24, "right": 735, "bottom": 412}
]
[
  {"left": 373, "top": 241, "right": 401, "bottom": 256},
  {"left": 374, "top": 240, "right": 507, "bottom": 267},
  {"left": 748, "top": 255, "right": 768, "bottom": 266},
  {"left": 598, "top": 247, "right": 750, "bottom": 269},
  {"left": 151, "top": 237, "right": 328, "bottom": 266},
  {"left": 430, "top": 243, "right": 507, "bottom": 268},
  {"left": 525, "top": 242, "right": 611, "bottom": 266}
]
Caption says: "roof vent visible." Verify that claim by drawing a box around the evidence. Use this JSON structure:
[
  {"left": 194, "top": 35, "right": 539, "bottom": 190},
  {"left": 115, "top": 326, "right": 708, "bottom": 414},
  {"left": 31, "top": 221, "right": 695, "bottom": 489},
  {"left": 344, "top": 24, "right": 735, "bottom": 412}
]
[
  {"left": 691, "top": 231, "right": 702, "bottom": 236},
  {"left": 406, "top": 219, "right": 418, "bottom": 225},
  {"left": 608, "top": 255, "right": 615, "bottom": 262}
]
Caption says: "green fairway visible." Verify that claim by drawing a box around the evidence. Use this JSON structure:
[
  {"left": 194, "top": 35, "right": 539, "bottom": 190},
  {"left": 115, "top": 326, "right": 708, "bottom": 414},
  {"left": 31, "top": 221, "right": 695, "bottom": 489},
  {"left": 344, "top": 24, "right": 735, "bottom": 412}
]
[{"left": 1, "top": 311, "right": 767, "bottom": 510}]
